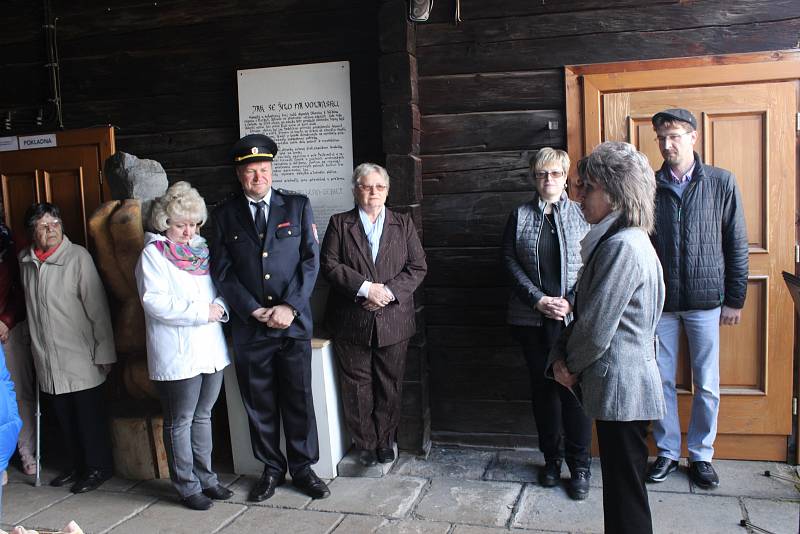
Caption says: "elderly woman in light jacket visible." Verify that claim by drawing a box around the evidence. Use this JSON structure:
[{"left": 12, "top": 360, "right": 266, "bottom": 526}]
[
  {"left": 19, "top": 203, "right": 116, "bottom": 493},
  {"left": 548, "top": 142, "right": 666, "bottom": 534},
  {"left": 135, "top": 182, "right": 232, "bottom": 511}
]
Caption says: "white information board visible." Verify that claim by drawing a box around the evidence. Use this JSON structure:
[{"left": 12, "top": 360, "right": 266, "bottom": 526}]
[{"left": 237, "top": 61, "right": 354, "bottom": 238}]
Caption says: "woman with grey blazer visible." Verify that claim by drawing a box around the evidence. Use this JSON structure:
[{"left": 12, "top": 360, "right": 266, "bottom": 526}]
[
  {"left": 549, "top": 142, "right": 666, "bottom": 534},
  {"left": 502, "top": 148, "right": 592, "bottom": 500}
]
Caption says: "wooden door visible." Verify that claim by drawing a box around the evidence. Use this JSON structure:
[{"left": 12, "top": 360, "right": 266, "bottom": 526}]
[
  {"left": 566, "top": 52, "right": 800, "bottom": 461},
  {"left": 0, "top": 127, "right": 114, "bottom": 247}
]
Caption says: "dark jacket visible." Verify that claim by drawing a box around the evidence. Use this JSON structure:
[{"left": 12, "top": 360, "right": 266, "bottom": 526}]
[
  {"left": 210, "top": 189, "right": 319, "bottom": 342},
  {"left": 502, "top": 192, "right": 589, "bottom": 326},
  {"left": 0, "top": 229, "right": 26, "bottom": 330},
  {"left": 321, "top": 208, "right": 427, "bottom": 347},
  {"left": 651, "top": 152, "right": 748, "bottom": 312}
]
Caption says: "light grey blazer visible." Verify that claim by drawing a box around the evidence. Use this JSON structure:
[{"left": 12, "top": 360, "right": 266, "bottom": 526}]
[{"left": 548, "top": 227, "right": 666, "bottom": 422}]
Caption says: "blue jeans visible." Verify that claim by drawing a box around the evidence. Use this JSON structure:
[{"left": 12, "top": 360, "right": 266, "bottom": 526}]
[
  {"left": 652, "top": 308, "right": 721, "bottom": 462},
  {"left": 154, "top": 371, "right": 224, "bottom": 498}
]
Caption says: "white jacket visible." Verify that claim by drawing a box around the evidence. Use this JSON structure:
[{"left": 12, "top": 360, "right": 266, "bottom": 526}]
[{"left": 135, "top": 232, "right": 230, "bottom": 381}]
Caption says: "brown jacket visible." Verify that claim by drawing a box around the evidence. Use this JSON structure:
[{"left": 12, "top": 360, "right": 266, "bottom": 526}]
[{"left": 321, "top": 208, "right": 426, "bottom": 347}]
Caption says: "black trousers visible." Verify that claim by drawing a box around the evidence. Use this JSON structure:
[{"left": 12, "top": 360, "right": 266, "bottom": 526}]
[
  {"left": 334, "top": 337, "right": 408, "bottom": 450},
  {"left": 514, "top": 324, "right": 592, "bottom": 470},
  {"left": 46, "top": 383, "right": 114, "bottom": 474},
  {"left": 596, "top": 419, "right": 653, "bottom": 534},
  {"left": 233, "top": 336, "right": 319, "bottom": 477}
]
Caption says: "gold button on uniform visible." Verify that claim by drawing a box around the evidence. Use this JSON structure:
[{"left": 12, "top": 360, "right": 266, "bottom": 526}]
[
  {"left": 267, "top": 296, "right": 273, "bottom": 301},
  {"left": 262, "top": 252, "right": 268, "bottom": 258},
  {"left": 287, "top": 230, "right": 292, "bottom": 235},
  {"left": 264, "top": 274, "right": 271, "bottom": 280}
]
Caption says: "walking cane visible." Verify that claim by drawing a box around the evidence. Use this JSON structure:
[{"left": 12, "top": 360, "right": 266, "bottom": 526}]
[{"left": 34, "top": 386, "right": 41, "bottom": 487}]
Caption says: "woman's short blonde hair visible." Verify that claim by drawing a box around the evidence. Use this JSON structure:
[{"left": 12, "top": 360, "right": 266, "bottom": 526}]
[
  {"left": 531, "top": 147, "right": 570, "bottom": 176},
  {"left": 149, "top": 181, "right": 208, "bottom": 232}
]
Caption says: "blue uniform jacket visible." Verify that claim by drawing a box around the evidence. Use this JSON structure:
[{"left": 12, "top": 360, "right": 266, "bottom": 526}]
[
  {"left": 0, "top": 344, "right": 22, "bottom": 471},
  {"left": 210, "top": 189, "right": 319, "bottom": 343}
]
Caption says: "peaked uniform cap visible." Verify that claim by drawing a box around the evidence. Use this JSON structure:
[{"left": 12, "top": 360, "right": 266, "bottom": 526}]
[{"left": 231, "top": 134, "right": 278, "bottom": 165}]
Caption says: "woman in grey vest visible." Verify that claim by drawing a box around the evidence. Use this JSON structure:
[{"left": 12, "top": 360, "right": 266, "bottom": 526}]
[{"left": 501, "top": 148, "right": 592, "bottom": 500}]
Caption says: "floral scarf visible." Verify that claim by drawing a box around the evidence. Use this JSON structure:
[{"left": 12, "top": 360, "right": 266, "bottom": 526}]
[{"left": 155, "top": 237, "right": 210, "bottom": 275}]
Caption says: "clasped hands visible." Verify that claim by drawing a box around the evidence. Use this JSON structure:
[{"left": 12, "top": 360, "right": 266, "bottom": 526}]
[
  {"left": 535, "top": 296, "right": 571, "bottom": 320},
  {"left": 251, "top": 304, "right": 296, "bottom": 329},
  {"left": 362, "top": 283, "right": 393, "bottom": 312}
]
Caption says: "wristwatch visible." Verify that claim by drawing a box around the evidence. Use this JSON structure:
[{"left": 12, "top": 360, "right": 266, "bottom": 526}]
[{"left": 291, "top": 307, "right": 299, "bottom": 317}]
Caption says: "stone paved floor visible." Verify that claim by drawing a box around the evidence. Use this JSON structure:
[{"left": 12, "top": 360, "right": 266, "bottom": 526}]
[{"left": 3, "top": 446, "right": 799, "bottom": 533}]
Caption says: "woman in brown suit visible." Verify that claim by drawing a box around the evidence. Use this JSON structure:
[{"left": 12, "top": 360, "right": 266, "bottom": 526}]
[{"left": 321, "top": 163, "right": 427, "bottom": 466}]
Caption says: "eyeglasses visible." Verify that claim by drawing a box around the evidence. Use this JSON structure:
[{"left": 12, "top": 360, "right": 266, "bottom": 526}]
[
  {"left": 655, "top": 132, "right": 691, "bottom": 144},
  {"left": 35, "top": 219, "right": 62, "bottom": 231},
  {"left": 357, "top": 184, "right": 388, "bottom": 192},
  {"left": 534, "top": 170, "right": 565, "bottom": 180}
]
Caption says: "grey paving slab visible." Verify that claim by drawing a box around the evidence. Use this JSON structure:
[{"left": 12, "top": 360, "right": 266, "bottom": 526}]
[
  {"left": 595, "top": 457, "right": 691, "bottom": 494},
  {"left": 376, "top": 519, "right": 451, "bottom": 533},
  {"left": 226, "top": 474, "right": 312, "bottom": 508},
  {"left": 743, "top": 497, "right": 800, "bottom": 534},
  {"left": 127, "top": 477, "right": 176, "bottom": 500},
  {"left": 107, "top": 501, "right": 246, "bottom": 534},
  {"left": 20, "top": 490, "right": 156, "bottom": 534},
  {"left": 97, "top": 476, "right": 142, "bottom": 493},
  {"left": 2, "top": 483, "right": 72, "bottom": 526},
  {"left": 513, "top": 484, "right": 604, "bottom": 533},
  {"left": 649, "top": 492, "right": 743, "bottom": 534},
  {"left": 218, "top": 506, "right": 343, "bottom": 534},
  {"left": 483, "top": 449, "right": 544, "bottom": 483},
  {"left": 338, "top": 446, "right": 397, "bottom": 478},
  {"left": 415, "top": 478, "right": 522, "bottom": 528},
  {"left": 308, "top": 475, "right": 427, "bottom": 519},
  {"left": 453, "top": 526, "right": 563, "bottom": 534},
  {"left": 125, "top": 472, "right": 239, "bottom": 499},
  {"left": 331, "top": 514, "right": 386, "bottom": 533},
  {"left": 394, "top": 447, "right": 495, "bottom": 481},
  {"left": 690, "top": 460, "right": 800, "bottom": 500}
]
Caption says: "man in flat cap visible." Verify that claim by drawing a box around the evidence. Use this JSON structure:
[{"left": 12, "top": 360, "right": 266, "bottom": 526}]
[
  {"left": 210, "top": 133, "right": 329, "bottom": 501},
  {"left": 646, "top": 109, "right": 748, "bottom": 489}
]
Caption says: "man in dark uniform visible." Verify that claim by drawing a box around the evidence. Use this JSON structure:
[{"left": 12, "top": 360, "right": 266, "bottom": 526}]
[{"left": 210, "top": 134, "right": 329, "bottom": 501}]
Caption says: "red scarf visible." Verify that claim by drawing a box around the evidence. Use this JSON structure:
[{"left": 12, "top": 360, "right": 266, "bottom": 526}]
[{"left": 34, "top": 241, "right": 62, "bottom": 262}]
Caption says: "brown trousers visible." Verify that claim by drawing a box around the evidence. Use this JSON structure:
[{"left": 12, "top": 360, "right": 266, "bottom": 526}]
[{"left": 334, "top": 337, "right": 409, "bottom": 450}]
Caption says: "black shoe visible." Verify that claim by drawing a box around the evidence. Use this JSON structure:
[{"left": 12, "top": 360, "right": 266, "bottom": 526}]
[
  {"left": 357, "top": 448, "right": 377, "bottom": 467},
  {"left": 689, "top": 461, "right": 719, "bottom": 489},
  {"left": 376, "top": 447, "right": 395, "bottom": 464},
  {"left": 248, "top": 470, "right": 285, "bottom": 502},
  {"left": 567, "top": 469, "right": 591, "bottom": 500},
  {"left": 203, "top": 484, "right": 234, "bottom": 500},
  {"left": 538, "top": 459, "right": 562, "bottom": 487},
  {"left": 646, "top": 456, "right": 679, "bottom": 483},
  {"left": 50, "top": 469, "right": 79, "bottom": 487},
  {"left": 292, "top": 468, "right": 330, "bottom": 499},
  {"left": 182, "top": 492, "right": 214, "bottom": 511},
  {"left": 70, "top": 469, "right": 112, "bottom": 493}
]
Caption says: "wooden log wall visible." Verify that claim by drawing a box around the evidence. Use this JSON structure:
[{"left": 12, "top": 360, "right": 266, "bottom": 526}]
[
  {"left": 0, "top": 0, "right": 384, "bottom": 209},
  {"left": 416, "top": 0, "right": 800, "bottom": 447}
]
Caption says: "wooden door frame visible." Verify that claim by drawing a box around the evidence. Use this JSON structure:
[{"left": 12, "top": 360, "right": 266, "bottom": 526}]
[
  {"left": 565, "top": 50, "right": 800, "bottom": 464},
  {"left": 50, "top": 126, "right": 115, "bottom": 203}
]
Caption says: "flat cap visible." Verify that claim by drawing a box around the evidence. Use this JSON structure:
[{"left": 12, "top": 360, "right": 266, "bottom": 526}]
[
  {"left": 231, "top": 134, "right": 278, "bottom": 165},
  {"left": 652, "top": 108, "right": 697, "bottom": 130}
]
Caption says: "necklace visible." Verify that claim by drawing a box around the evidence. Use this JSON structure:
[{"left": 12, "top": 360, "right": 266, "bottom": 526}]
[{"left": 543, "top": 213, "right": 556, "bottom": 235}]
